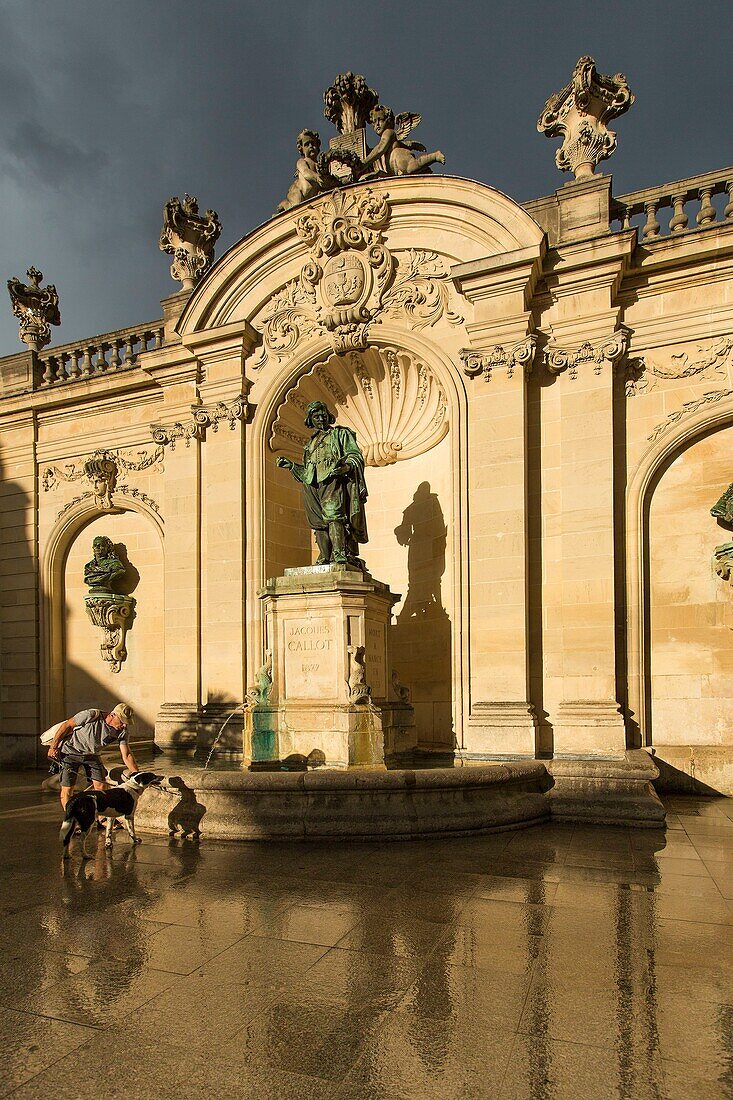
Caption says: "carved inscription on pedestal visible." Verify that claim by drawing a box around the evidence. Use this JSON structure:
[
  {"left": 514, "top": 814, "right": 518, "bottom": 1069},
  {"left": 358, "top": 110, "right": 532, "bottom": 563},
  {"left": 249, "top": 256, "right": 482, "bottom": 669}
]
[
  {"left": 365, "top": 620, "right": 387, "bottom": 698},
  {"left": 283, "top": 617, "right": 337, "bottom": 699}
]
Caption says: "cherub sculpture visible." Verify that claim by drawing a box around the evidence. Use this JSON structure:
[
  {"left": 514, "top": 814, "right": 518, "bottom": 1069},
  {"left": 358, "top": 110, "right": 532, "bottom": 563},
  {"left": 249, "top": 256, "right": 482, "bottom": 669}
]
[
  {"left": 277, "top": 130, "right": 362, "bottom": 213},
  {"left": 277, "top": 130, "right": 326, "bottom": 213},
  {"left": 361, "top": 105, "right": 445, "bottom": 177}
]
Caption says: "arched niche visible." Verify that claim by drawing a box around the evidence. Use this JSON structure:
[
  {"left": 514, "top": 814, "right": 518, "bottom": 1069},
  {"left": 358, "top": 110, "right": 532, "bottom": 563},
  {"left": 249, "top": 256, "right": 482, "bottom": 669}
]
[
  {"left": 627, "top": 398, "right": 733, "bottom": 750},
  {"left": 254, "top": 328, "right": 468, "bottom": 753},
  {"left": 42, "top": 497, "right": 164, "bottom": 736}
]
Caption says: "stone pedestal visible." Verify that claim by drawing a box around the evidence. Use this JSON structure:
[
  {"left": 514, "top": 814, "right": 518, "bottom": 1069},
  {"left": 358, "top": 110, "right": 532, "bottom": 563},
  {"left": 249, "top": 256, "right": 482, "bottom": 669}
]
[{"left": 254, "top": 565, "right": 415, "bottom": 768}]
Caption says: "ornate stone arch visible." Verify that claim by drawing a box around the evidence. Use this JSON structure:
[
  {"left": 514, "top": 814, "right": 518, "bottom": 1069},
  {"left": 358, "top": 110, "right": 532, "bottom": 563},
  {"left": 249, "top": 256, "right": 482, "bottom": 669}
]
[
  {"left": 626, "top": 392, "right": 733, "bottom": 745},
  {"left": 41, "top": 495, "right": 164, "bottom": 728},
  {"left": 244, "top": 322, "right": 470, "bottom": 729}
]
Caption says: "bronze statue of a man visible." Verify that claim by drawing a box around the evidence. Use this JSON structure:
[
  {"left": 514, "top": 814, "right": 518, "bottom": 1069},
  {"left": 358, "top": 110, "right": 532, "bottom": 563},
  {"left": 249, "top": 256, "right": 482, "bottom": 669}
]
[
  {"left": 277, "top": 401, "right": 368, "bottom": 566},
  {"left": 84, "top": 535, "right": 125, "bottom": 594}
]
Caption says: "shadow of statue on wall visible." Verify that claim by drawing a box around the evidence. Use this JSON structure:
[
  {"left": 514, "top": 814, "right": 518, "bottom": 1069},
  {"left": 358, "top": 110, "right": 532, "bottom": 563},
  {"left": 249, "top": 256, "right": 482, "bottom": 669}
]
[{"left": 391, "top": 482, "right": 453, "bottom": 752}]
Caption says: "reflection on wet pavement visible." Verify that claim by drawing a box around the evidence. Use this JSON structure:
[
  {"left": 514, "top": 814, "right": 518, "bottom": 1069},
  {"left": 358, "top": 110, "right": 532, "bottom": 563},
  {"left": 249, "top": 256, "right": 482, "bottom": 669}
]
[{"left": 1, "top": 773, "right": 733, "bottom": 1098}]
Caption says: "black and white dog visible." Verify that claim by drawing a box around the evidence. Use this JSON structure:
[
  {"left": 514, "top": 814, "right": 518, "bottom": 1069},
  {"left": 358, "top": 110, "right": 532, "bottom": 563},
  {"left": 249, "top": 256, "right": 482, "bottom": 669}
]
[{"left": 60, "top": 772, "right": 164, "bottom": 858}]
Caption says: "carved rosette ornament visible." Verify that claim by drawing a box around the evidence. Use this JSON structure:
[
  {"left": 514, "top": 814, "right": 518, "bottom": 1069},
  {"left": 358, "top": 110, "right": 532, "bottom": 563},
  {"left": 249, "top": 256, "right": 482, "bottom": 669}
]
[
  {"left": 545, "top": 328, "right": 630, "bottom": 380},
  {"left": 159, "top": 194, "right": 222, "bottom": 290},
  {"left": 7, "top": 267, "right": 60, "bottom": 352},
  {"left": 537, "top": 56, "right": 634, "bottom": 179},
  {"left": 460, "top": 338, "right": 537, "bottom": 383}
]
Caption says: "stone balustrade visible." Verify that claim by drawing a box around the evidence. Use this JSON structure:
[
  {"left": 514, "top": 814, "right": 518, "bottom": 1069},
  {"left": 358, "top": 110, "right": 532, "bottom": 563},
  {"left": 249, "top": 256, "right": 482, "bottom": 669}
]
[
  {"left": 612, "top": 166, "right": 733, "bottom": 240},
  {"left": 35, "top": 321, "right": 164, "bottom": 388}
]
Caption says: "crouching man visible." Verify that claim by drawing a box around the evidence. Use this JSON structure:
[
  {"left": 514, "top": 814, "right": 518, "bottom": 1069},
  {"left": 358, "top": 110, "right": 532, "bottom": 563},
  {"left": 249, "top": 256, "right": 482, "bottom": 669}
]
[{"left": 47, "top": 704, "right": 139, "bottom": 811}]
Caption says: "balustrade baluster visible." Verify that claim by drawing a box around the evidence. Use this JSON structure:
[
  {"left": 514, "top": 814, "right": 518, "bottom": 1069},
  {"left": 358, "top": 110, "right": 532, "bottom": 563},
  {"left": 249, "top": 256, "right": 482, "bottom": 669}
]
[
  {"left": 642, "top": 200, "right": 661, "bottom": 239},
  {"left": 154, "top": 326, "right": 164, "bottom": 349},
  {"left": 94, "top": 344, "right": 107, "bottom": 372},
  {"left": 81, "top": 346, "right": 93, "bottom": 376},
  {"left": 41, "top": 357, "right": 54, "bottom": 385},
  {"left": 109, "top": 339, "right": 121, "bottom": 369},
  {"left": 669, "top": 194, "right": 689, "bottom": 233},
  {"left": 55, "top": 354, "right": 67, "bottom": 383},
  {"left": 697, "top": 186, "right": 716, "bottom": 226},
  {"left": 124, "top": 336, "right": 135, "bottom": 366},
  {"left": 725, "top": 181, "right": 733, "bottom": 221},
  {"left": 68, "top": 349, "right": 80, "bottom": 379}
]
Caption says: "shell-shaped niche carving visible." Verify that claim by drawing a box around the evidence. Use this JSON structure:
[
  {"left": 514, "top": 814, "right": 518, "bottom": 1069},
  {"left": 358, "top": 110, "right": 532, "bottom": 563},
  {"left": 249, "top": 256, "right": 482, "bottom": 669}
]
[{"left": 269, "top": 347, "right": 449, "bottom": 467}]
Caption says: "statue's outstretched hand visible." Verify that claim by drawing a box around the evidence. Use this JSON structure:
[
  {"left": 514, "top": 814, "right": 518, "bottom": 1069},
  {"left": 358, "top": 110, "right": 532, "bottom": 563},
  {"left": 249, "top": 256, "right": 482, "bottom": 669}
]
[{"left": 276, "top": 457, "right": 293, "bottom": 470}]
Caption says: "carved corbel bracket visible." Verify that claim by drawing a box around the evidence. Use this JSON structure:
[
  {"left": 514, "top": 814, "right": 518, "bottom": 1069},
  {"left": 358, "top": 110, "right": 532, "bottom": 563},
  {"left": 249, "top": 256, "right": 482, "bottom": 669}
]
[
  {"left": 460, "top": 337, "right": 537, "bottom": 383},
  {"left": 150, "top": 417, "right": 204, "bottom": 450},
  {"left": 545, "top": 326, "right": 630, "bottom": 380},
  {"left": 192, "top": 394, "right": 250, "bottom": 433},
  {"left": 84, "top": 594, "right": 135, "bottom": 673}
]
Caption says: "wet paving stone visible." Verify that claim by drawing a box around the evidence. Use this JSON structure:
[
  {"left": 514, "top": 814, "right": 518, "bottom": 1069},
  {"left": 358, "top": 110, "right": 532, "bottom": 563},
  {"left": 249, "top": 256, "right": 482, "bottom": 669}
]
[{"left": 3, "top": 773, "right": 733, "bottom": 1098}]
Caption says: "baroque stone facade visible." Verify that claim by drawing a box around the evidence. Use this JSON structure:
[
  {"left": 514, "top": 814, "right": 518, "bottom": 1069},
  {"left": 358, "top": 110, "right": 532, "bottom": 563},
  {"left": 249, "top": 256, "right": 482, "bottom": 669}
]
[{"left": 2, "top": 66, "right": 733, "bottom": 798}]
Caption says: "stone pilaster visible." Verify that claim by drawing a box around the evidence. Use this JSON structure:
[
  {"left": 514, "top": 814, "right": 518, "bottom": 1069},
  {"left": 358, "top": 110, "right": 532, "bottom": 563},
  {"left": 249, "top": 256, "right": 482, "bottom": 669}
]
[
  {"left": 189, "top": 328, "right": 255, "bottom": 753},
  {"left": 543, "top": 234, "right": 633, "bottom": 754},
  {"left": 0, "top": 413, "right": 39, "bottom": 764},
  {"left": 453, "top": 245, "right": 544, "bottom": 756},
  {"left": 151, "top": 409, "right": 203, "bottom": 750}
]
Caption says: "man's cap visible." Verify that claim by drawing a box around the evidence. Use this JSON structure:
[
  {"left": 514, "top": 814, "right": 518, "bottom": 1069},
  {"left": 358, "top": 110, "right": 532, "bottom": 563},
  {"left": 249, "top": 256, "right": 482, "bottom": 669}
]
[{"left": 110, "top": 703, "right": 134, "bottom": 727}]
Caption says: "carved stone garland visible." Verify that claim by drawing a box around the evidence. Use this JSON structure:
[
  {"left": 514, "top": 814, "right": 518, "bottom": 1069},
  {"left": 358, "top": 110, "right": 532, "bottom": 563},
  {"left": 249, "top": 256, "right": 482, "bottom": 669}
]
[
  {"left": 270, "top": 347, "right": 449, "bottom": 467},
  {"left": 253, "top": 191, "right": 462, "bottom": 366},
  {"left": 42, "top": 447, "right": 164, "bottom": 514},
  {"left": 626, "top": 335, "right": 733, "bottom": 397}
]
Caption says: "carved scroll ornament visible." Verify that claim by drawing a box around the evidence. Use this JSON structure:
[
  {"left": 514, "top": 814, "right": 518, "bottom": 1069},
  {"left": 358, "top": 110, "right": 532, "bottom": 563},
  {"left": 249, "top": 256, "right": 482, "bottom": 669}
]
[{"left": 254, "top": 195, "right": 462, "bottom": 369}]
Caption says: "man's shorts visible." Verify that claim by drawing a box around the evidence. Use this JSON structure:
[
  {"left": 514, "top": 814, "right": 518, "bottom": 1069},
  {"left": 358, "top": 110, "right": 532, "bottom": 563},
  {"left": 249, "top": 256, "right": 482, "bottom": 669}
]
[{"left": 59, "top": 752, "right": 106, "bottom": 787}]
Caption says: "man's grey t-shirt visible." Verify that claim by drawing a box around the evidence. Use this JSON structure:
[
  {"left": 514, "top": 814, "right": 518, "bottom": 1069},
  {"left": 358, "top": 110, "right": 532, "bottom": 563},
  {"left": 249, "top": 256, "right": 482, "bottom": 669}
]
[{"left": 64, "top": 710, "right": 126, "bottom": 755}]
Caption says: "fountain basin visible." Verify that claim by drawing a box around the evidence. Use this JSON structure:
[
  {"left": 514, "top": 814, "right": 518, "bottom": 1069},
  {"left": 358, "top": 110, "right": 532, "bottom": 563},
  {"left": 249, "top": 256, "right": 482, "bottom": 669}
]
[{"left": 134, "top": 761, "right": 552, "bottom": 841}]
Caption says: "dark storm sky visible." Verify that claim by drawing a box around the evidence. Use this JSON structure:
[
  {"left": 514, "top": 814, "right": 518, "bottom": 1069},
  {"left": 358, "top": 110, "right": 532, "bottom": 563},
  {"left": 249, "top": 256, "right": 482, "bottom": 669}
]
[{"left": 1, "top": 0, "right": 731, "bottom": 354}]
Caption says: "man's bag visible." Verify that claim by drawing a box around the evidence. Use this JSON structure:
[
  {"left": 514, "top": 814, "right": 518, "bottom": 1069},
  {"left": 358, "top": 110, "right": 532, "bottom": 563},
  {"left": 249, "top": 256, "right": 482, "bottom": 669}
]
[{"left": 40, "top": 722, "right": 65, "bottom": 746}]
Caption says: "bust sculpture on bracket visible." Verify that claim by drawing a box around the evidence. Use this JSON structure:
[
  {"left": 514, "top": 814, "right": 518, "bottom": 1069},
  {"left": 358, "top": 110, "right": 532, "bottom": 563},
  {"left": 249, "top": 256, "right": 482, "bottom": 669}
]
[{"left": 83, "top": 536, "right": 135, "bottom": 673}]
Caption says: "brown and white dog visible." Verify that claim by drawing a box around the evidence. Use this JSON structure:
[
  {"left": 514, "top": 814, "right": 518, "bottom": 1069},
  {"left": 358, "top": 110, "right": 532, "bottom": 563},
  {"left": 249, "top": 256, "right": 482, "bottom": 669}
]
[{"left": 59, "top": 771, "right": 165, "bottom": 858}]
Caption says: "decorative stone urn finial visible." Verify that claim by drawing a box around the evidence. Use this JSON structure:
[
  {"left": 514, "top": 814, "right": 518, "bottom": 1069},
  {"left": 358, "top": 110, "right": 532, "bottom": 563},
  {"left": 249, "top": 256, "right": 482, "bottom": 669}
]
[
  {"left": 7, "top": 267, "right": 60, "bottom": 352},
  {"left": 537, "top": 56, "right": 634, "bottom": 180},
  {"left": 159, "top": 194, "right": 222, "bottom": 290}
]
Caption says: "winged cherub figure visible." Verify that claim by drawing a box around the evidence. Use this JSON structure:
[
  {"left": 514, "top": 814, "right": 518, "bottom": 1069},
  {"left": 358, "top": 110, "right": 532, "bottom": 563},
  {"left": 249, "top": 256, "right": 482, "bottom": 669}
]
[{"left": 360, "top": 105, "right": 445, "bottom": 177}]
